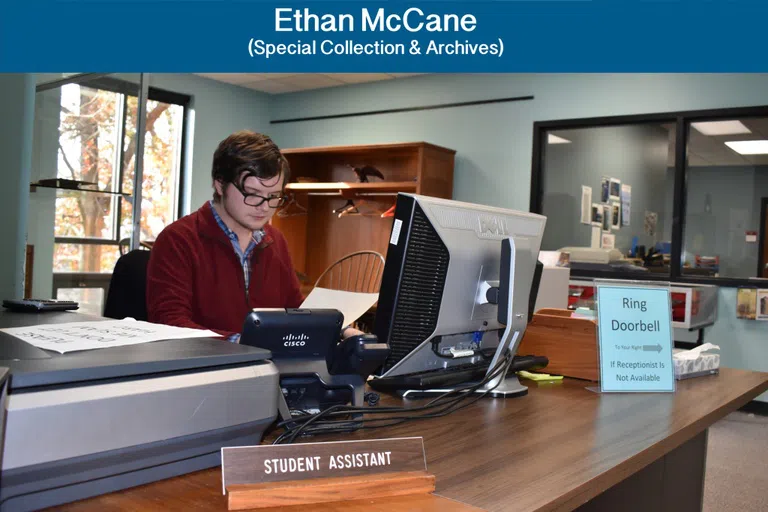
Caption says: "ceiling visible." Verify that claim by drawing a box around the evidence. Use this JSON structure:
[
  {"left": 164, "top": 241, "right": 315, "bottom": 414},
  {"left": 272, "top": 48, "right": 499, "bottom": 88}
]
[
  {"left": 666, "top": 118, "right": 768, "bottom": 167},
  {"left": 196, "top": 73, "right": 421, "bottom": 94},
  {"left": 550, "top": 120, "right": 768, "bottom": 168}
]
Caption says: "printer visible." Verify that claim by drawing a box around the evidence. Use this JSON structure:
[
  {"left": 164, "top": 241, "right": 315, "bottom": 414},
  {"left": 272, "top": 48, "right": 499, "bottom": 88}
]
[{"left": 0, "top": 311, "right": 280, "bottom": 512}]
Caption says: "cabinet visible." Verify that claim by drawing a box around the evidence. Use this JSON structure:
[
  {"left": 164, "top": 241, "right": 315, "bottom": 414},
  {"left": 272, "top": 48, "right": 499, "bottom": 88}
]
[{"left": 271, "top": 142, "right": 455, "bottom": 288}]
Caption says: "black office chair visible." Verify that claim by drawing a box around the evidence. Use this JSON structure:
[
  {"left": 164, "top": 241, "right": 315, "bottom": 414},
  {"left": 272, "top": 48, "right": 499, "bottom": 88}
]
[{"left": 103, "top": 249, "right": 151, "bottom": 321}]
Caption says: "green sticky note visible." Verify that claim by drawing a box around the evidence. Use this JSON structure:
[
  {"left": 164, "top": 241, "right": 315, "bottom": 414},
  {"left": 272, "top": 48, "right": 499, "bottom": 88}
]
[{"left": 518, "top": 370, "right": 564, "bottom": 382}]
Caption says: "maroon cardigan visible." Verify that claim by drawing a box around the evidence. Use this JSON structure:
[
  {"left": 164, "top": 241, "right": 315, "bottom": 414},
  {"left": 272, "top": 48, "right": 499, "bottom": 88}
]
[{"left": 146, "top": 202, "right": 303, "bottom": 338}]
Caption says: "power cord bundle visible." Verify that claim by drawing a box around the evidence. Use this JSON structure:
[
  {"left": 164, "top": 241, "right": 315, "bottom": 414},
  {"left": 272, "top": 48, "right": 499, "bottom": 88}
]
[{"left": 272, "top": 351, "right": 515, "bottom": 445}]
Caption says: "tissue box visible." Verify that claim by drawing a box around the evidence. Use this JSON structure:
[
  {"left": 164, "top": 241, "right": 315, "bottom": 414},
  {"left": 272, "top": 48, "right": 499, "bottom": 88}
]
[{"left": 673, "top": 348, "right": 720, "bottom": 380}]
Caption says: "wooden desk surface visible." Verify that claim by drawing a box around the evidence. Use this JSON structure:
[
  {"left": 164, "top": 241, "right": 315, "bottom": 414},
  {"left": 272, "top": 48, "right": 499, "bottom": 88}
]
[{"left": 57, "top": 368, "right": 768, "bottom": 512}]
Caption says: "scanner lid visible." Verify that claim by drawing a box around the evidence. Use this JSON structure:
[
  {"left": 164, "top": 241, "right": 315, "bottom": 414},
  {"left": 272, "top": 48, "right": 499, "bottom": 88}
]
[{"left": 0, "top": 311, "right": 271, "bottom": 391}]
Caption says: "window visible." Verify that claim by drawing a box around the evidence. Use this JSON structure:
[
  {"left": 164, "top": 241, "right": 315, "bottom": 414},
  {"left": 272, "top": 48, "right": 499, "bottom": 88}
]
[
  {"left": 682, "top": 118, "right": 768, "bottom": 280},
  {"left": 53, "top": 80, "right": 188, "bottom": 274},
  {"left": 537, "top": 122, "right": 677, "bottom": 278},
  {"left": 531, "top": 106, "right": 768, "bottom": 286}
]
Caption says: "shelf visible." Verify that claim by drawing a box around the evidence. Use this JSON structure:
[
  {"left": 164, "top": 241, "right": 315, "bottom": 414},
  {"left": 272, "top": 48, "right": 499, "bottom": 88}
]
[
  {"left": 285, "top": 181, "right": 417, "bottom": 196},
  {"left": 274, "top": 141, "right": 454, "bottom": 288},
  {"left": 30, "top": 183, "right": 131, "bottom": 197},
  {"left": 281, "top": 141, "right": 456, "bottom": 156}
]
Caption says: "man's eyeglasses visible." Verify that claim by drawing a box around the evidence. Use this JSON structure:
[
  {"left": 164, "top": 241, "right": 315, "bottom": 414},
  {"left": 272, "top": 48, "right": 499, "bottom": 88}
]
[
  {"left": 231, "top": 173, "right": 286, "bottom": 208},
  {"left": 240, "top": 191, "right": 287, "bottom": 208}
]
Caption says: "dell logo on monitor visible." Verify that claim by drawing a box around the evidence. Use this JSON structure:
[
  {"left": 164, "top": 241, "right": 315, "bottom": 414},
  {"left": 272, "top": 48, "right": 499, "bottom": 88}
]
[{"left": 477, "top": 216, "right": 510, "bottom": 238}]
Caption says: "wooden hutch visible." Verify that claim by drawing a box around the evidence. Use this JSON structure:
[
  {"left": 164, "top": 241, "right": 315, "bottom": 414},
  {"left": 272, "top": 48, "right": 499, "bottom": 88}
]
[{"left": 271, "top": 142, "right": 456, "bottom": 289}]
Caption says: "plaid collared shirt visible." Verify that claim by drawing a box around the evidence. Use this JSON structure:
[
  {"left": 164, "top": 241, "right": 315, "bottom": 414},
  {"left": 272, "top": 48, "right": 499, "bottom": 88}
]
[{"left": 209, "top": 200, "right": 265, "bottom": 295}]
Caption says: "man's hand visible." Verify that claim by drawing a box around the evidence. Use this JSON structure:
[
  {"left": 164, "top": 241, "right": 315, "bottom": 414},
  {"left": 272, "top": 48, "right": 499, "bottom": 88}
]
[{"left": 342, "top": 326, "right": 365, "bottom": 339}]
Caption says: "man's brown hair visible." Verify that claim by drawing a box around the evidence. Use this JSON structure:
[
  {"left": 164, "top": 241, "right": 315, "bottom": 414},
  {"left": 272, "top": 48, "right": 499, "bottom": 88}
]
[{"left": 211, "top": 131, "right": 290, "bottom": 201}]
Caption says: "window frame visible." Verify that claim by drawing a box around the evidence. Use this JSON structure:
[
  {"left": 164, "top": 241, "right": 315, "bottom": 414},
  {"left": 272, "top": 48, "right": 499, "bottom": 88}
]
[
  {"left": 759, "top": 198, "right": 768, "bottom": 278},
  {"left": 52, "top": 77, "right": 191, "bottom": 250},
  {"left": 530, "top": 104, "right": 768, "bottom": 288}
]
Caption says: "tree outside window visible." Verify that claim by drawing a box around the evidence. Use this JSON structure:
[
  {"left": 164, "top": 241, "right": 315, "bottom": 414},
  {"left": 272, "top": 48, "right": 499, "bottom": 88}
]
[{"left": 53, "top": 82, "right": 186, "bottom": 274}]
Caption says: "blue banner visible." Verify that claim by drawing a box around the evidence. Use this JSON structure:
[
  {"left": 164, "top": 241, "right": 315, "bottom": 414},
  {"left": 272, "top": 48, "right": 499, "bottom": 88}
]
[{"left": 2, "top": 1, "right": 768, "bottom": 72}]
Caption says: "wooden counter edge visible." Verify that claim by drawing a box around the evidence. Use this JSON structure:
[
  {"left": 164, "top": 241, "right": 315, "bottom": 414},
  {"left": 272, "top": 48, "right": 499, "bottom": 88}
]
[{"left": 533, "top": 373, "right": 768, "bottom": 512}]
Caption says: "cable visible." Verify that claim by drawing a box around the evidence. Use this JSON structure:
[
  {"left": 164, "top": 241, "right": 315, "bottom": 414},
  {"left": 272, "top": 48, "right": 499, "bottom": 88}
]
[
  {"left": 280, "top": 392, "right": 493, "bottom": 440},
  {"left": 430, "top": 331, "right": 499, "bottom": 361},
  {"left": 275, "top": 353, "right": 546, "bottom": 442},
  {"left": 272, "top": 352, "right": 515, "bottom": 444},
  {"left": 275, "top": 368, "right": 507, "bottom": 443},
  {"left": 276, "top": 354, "right": 509, "bottom": 429}
]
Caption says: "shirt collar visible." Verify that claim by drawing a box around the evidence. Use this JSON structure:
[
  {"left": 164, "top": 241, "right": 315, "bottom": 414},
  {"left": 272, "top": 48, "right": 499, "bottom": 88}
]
[{"left": 209, "top": 200, "right": 265, "bottom": 245}]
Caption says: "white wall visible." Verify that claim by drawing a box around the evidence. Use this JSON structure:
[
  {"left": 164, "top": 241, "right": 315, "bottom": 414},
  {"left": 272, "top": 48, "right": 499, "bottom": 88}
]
[
  {"left": 27, "top": 87, "right": 60, "bottom": 298},
  {"left": 0, "top": 74, "right": 36, "bottom": 300},
  {"left": 146, "top": 74, "right": 273, "bottom": 212}
]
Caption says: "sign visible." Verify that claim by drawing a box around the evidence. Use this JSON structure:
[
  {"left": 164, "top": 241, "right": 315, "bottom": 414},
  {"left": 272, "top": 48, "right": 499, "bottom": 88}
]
[
  {"left": 595, "top": 283, "right": 675, "bottom": 393},
  {"left": 221, "top": 437, "right": 426, "bottom": 493}
]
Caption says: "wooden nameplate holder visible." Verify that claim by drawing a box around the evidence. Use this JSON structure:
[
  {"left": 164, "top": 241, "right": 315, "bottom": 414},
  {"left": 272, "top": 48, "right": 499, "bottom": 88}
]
[
  {"left": 221, "top": 437, "right": 483, "bottom": 511},
  {"left": 517, "top": 308, "right": 599, "bottom": 382},
  {"left": 227, "top": 471, "right": 440, "bottom": 510}
]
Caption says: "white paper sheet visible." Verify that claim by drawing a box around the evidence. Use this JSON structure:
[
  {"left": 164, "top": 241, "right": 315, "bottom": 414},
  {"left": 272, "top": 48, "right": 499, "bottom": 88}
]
[
  {"left": 591, "top": 225, "right": 602, "bottom": 249},
  {"left": 300, "top": 287, "right": 379, "bottom": 327},
  {"left": 601, "top": 233, "right": 615, "bottom": 249},
  {"left": 673, "top": 343, "right": 720, "bottom": 361},
  {"left": 0, "top": 319, "right": 220, "bottom": 354},
  {"left": 538, "top": 250, "right": 563, "bottom": 267},
  {"left": 580, "top": 185, "right": 592, "bottom": 225}
]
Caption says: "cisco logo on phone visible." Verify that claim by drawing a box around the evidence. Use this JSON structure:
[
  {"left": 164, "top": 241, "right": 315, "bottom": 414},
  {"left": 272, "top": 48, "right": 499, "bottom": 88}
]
[{"left": 283, "top": 333, "right": 309, "bottom": 347}]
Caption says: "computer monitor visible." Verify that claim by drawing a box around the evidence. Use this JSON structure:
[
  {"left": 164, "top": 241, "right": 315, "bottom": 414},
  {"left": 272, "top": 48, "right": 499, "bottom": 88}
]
[{"left": 371, "top": 193, "right": 547, "bottom": 396}]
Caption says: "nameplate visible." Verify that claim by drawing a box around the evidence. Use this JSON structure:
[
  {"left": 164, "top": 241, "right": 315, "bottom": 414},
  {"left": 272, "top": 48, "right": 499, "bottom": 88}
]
[
  {"left": 221, "top": 437, "right": 426, "bottom": 493},
  {"left": 595, "top": 282, "right": 675, "bottom": 393}
]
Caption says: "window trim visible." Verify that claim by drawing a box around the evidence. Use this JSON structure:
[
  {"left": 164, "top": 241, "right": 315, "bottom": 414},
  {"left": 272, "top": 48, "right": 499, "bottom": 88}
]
[
  {"left": 530, "top": 104, "right": 768, "bottom": 288},
  {"left": 759, "top": 198, "right": 768, "bottom": 279}
]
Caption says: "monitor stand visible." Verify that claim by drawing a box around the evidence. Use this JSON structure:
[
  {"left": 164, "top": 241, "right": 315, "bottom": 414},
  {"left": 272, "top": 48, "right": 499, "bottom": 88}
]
[
  {"left": 398, "top": 327, "right": 528, "bottom": 399},
  {"left": 400, "top": 236, "right": 533, "bottom": 400},
  {"left": 399, "top": 378, "right": 527, "bottom": 399}
]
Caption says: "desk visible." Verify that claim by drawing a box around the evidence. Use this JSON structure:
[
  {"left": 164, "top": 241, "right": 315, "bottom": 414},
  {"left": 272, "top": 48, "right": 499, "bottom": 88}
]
[{"left": 55, "top": 368, "right": 768, "bottom": 512}]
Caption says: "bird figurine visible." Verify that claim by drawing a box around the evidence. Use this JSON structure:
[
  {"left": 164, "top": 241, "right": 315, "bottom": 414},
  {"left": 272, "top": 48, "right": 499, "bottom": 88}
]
[{"left": 349, "top": 164, "right": 385, "bottom": 183}]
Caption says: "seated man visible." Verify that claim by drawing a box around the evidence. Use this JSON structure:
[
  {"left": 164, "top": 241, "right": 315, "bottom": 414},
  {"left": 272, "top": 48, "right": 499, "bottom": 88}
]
[{"left": 147, "top": 130, "right": 357, "bottom": 341}]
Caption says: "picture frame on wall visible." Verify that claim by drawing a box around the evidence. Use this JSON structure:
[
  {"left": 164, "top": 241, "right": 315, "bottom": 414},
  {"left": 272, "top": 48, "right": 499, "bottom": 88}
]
[
  {"left": 602, "top": 204, "right": 611, "bottom": 232},
  {"left": 737, "top": 288, "right": 757, "bottom": 320},
  {"left": 601, "top": 177, "right": 610, "bottom": 203},
  {"left": 591, "top": 203, "right": 603, "bottom": 227},
  {"left": 757, "top": 289, "right": 768, "bottom": 321},
  {"left": 611, "top": 201, "right": 621, "bottom": 230},
  {"left": 609, "top": 178, "right": 621, "bottom": 202},
  {"left": 644, "top": 211, "right": 658, "bottom": 237},
  {"left": 620, "top": 184, "right": 631, "bottom": 226}
]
